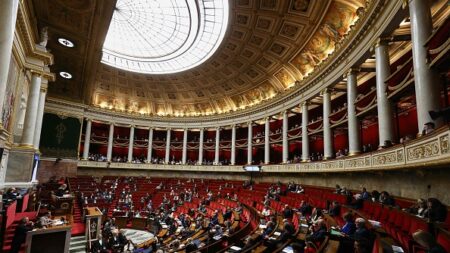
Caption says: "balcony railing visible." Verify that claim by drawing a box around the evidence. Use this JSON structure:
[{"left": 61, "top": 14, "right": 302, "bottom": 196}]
[{"left": 78, "top": 126, "right": 450, "bottom": 173}]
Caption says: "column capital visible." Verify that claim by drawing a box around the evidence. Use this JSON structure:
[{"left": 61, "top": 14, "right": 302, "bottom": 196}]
[
  {"left": 148, "top": 126, "right": 154, "bottom": 130},
  {"left": 85, "top": 118, "right": 92, "bottom": 122},
  {"left": 343, "top": 68, "right": 360, "bottom": 78},
  {"left": 301, "top": 101, "right": 309, "bottom": 107},
  {"left": 371, "top": 37, "right": 391, "bottom": 52},
  {"left": 248, "top": 121, "right": 253, "bottom": 126},
  {"left": 264, "top": 116, "right": 271, "bottom": 122},
  {"left": 320, "top": 88, "right": 330, "bottom": 96}
]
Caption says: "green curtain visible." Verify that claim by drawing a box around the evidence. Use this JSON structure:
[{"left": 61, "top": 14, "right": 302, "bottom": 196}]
[{"left": 39, "top": 113, "right": 81, "bottom": 158}]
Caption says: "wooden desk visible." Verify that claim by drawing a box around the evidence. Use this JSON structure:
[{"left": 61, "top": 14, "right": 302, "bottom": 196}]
[{"left": 25, "top": 224, "right": 72, "bottom": 253}]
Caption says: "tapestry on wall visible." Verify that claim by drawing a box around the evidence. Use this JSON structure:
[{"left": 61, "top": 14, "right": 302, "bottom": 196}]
[{"left": 39, "top": 113, "right": 81, "bottom": 158}]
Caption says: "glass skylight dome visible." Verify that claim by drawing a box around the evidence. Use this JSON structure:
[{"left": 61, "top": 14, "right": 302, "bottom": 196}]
[{"left": 101, "top": 0, "right": 229, "bottom": 74}]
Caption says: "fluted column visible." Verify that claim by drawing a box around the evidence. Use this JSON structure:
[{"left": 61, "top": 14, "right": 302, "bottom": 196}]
[
  {"left": 107, "top": 123, "right": 114, "bottom": 161},
  {"left": 127, "top": 125, "right": 135, "bottom": 162},
  {"left": 198, "top": 128, "right": 204, "bottom": 165},
  {"left": 147, "top": 128, "right": 153, "bottom": 163},
  {"left": 322, "top": 89, "right": 333, "bottom": 159},
  {"left": 0, "top": 0, "right": 20, "bottom": 128},
  {"left": 247, "top": 122, "right": 253, "bottom": 164},
  {"left": 82, "top": 119, "right": 92, "bottom": 160},
  {"left": 301, "top": 102, "right": 310, "bottom": 161},
  {"left": 231, "top": 125, "right": 236, "bottom": 165},
  {"left": 182, "top": 128, "right": 188, "bottom": 164},
  {"left": 409, "top": 0, "right": 442, "bottom": 130},
  {"left": 214, "top": 127, "right": 220, "bottom": 165},
  {"left": 33, "top": 83, "right": 47, "bottom": 149},
  {"left": 282, "top": 111, "right": 289, "bottom": 163},
  {"left": 346, "top": 69, "right": 361, "bottom": 155},
  {"left": 264, "top": 117, "right": 270, "bottom": 164},
  {"left": 165, "top": 128, "right": 171, "bottom": 164},
  {"left": 20, "top": 72, "right": 42, "bottom": 147},
  {"left": 375, "top": 39, "right": 395, "bottom": 146}
]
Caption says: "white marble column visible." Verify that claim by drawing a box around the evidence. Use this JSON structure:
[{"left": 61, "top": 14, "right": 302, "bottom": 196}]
[
  {"left": 346, "top": 69, "right": 361, "bottom": 155},
  {"left": 107, "top": 123, "right": 114, "bottom": 161},
  {"left": 282, "top": 111, "right": 289, "bottom": 163},
  {"left": 231, "top": 125, "right": 236, "bottom": 165},
  {"left": 146, "top": 128, "right": 153, "bottom": 163},
  {"left": 0, "top": 0, "right": 20, "bottom": 128},
  {"left": 301, "top": 102, "right": 310, "bottom": 161},
  {"left": 247, "top": 122, "right": 253, "bottom": 164},
  {"left": 20, "top": 72, "right": 42, "bottom": 147},
  {"left": 182, "top": 128, "right": 188, "bottom": 164},
  {"left": 409, "top": 0, "right": 442, "bottom": 130},
  {"left": 375, "top": 39, "right": 395, "bottom": 146},
  {"left": 214, "top": 127, "right": 220, "bottom": 165},
  {"left": 127, "top": 125, "right": 135, "bottom": 162},
  {"left": 33, "top": 84, "right": 47, "bottom": 149},
  {"left": 198, "top": 128, "right": 204, "bottom": 165},
  {"left": 82, "top": 119, "right": 92, "bottom": 160},
  {"left": 264, "top": 117, "right": 270, "bottom": 164},
  {"left": 165, "top": 128, "right": 171, "bottom": 164},
  {"left": 322, "top": 89, "right": 333, "bottom": 159}
]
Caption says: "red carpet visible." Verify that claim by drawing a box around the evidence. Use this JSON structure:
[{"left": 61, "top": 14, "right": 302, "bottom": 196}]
[{"left": 71, "top": 222, "right": 85, "bottom": 236}]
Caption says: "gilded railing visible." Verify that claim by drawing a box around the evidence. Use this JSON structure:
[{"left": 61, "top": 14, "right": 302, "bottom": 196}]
[{"left": 77, "top": 126, "right": 450, "bottom": 173}]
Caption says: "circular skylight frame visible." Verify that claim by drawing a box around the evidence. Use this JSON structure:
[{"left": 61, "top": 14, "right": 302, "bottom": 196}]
[{"left": 101, "top": 0, "right": 229, "bottom": 74}]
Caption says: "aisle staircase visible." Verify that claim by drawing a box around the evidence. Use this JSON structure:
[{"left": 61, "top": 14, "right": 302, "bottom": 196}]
[{"left": 69, "top": 235, "right": 87, "bottom": 253}]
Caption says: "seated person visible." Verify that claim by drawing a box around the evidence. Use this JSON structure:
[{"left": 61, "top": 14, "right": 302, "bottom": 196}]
[
  {"left": 353, "top": 218, "right": 372, "bottom": 243},
  {"left": 310, "top": 208, "right": 323, "bottom": 224},
  {"left": 424, "top": 198, "right": 447, "bottom": 222},
  {"left": 261, "top": 205, "right": 272, "bottom": 219},
  {"left": 108, "top": 229, "right": 126, "bottom": 252},
  {"left": 412, "top": 230, "right": 446, "bottom": 253},
  {"left": 56, "top": 184, "right": 68, "bottom": 197},
  {"left": 210, "top": 210, "right": 220, "bottom": 226},
  {"left": 38, "top": 212, "right": 52, "bottom": 228},
  {"left": 340, "top": 212, "right": 356, "bottom": 236},
  {"left": 306, "top": 219, "right": 328, "bottom": 245},
  {"left": 379, "top": 191, "right": 395, "bottom": 206},
  {"left": 298, "top": 201, "right": 313, "bottom": 217},
  {"left": 282, "top": 205, "right": 294, "bottom": 219},
  {"left": 260, "top": 220, "right": 276, "bottom": 240},
  {"left": 185, "top": 238, "right": 198, "bottom": 253},
  {"left": 328, "top": 201, "right": 341, "bottom": 217},
  {"left": 223, "top": 207, "right": 233, "bottom": 221},
  {"left": 91, "top": 234, "right": 109, "bottom": 253},
  {"left": 404, "top": 198, "right": 427, "bottom": 218}
]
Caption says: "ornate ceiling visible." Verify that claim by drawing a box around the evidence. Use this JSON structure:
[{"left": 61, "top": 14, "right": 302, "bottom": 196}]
[{"left": 31, "top": 0, "right": 366, "bottom": 118}]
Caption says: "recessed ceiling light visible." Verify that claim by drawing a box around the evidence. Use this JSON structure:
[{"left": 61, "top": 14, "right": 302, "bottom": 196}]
[
  {"left": 59, "top": 71, "right": 72, "bottom": 79},
  {"left": 58, "top": 38, "right": 75, "bottom": 48}
]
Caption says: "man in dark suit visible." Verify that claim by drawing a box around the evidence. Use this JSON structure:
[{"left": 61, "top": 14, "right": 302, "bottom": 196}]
[
  {"left": 11, "top": 217, "right": 34, "bottom": 253},
  {"left": 279, "top": 219, "right": 295, "bottom": 242},
  {"left": 306, "top": 219, "right": 328, "bottom": 244},
  {"left": 328, "top": 201, "right": 341, "bottom": 217},
  {"left": 108, "top": 229, "right": 126, "bottom": 252},
  {"left": 282, "top": 205, "right": 294, "bottom": 219},
  {"left": 91, "top": 234, "right": 108, "bottom": 253}
]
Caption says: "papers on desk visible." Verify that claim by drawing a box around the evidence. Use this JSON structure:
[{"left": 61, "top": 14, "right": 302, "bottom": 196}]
[
  {"left": 259, "top": 224, "right": 267, "bottom": 229},
  {"left": 274, "top": 231, "right": 281, "bottom": 236},
  {"left": 230, "top": 246, "right": 242, "bottom": 251},
  {"left": 368, "top": 219, "right": 382, "bottom": 228},
  {"left": 392, "top": 245, "right": 404, "bottom": 253},
  {"left": 300, "top": 223, "right": 309, "bottom": 228},
  {"left": 161, "top": 224, "right": 168, "bottom": 229},
  {"left": 282, "top": 246, "right": 294, "bottom": 253},
  {"left": 213, "top": 235, "right": 222, "bottom": 240},
  {"left": 52, "top": 220, "right": 64, "bottom": 226}
]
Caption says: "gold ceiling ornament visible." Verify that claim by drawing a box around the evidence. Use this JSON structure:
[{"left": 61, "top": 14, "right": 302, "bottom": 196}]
[{"left": 33, "top": 0, "right": 368, "bottom": 118}]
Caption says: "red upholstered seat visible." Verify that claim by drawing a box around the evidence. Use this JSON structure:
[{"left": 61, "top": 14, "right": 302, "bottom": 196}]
[{"left": 436, "top": 230, "right": 450, "bottom": 252}]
